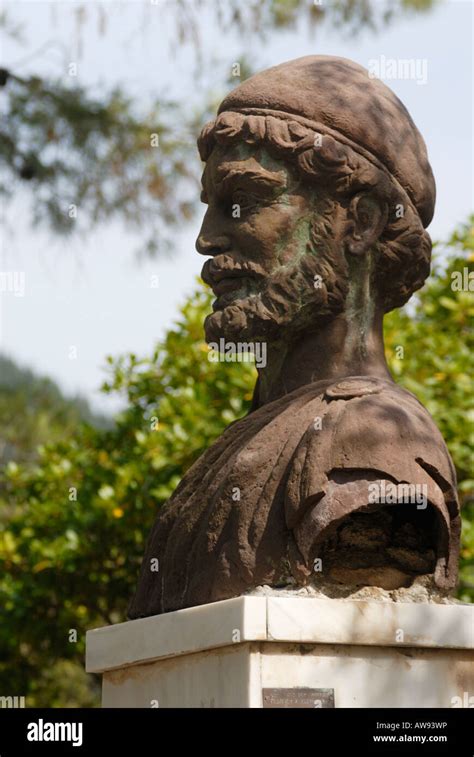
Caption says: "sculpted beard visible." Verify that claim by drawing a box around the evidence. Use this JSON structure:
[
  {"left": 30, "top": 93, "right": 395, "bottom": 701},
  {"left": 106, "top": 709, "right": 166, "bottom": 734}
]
[{"left": 204, "top": 202, "right": 349, "bottom": 344}]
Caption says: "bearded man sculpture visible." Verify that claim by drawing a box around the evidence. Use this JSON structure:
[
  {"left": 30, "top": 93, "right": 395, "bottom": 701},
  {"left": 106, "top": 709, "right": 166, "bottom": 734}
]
[{"left": 129, "top": 56, "right": 460, "bottom": 618}]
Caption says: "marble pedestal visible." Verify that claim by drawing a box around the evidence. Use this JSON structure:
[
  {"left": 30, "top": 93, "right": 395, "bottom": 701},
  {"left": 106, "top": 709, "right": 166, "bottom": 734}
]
[{"left": 86, "top": 596, "right": 473, "bottom": 708}]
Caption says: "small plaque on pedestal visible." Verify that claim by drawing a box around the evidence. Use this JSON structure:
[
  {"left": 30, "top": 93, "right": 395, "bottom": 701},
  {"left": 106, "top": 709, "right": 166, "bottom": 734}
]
[{"left": 263, "top": 688, "right": 335, "bottom": 708}]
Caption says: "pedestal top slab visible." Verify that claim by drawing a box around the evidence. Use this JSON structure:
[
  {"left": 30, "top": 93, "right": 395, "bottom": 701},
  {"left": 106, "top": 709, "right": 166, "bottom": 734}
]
[{"left": 86, "top": 596, "right": 473, "bottom": 674}]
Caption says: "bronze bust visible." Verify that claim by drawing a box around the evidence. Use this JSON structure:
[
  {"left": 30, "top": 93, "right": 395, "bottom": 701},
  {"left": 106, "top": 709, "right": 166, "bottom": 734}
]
[{"left": 129, "top": 56, "right": 460, "bottom": 617}]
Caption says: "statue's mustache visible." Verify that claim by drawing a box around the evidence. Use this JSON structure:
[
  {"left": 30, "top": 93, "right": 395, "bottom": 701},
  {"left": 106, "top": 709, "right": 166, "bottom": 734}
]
[{"left": 201, "top": 255, "right": 267, "bottom": 288}]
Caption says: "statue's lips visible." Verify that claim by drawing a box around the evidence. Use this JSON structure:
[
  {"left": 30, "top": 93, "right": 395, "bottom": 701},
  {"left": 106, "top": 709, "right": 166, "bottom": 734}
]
[
  {"left": 202, "top": 259, "right": 266, "bottom": 309},
  {"left": 202, "top": 262, "right": 259, "bottom": 295},
  {"left": 210, "top": 273, "right": 251, "bottom": 296}
]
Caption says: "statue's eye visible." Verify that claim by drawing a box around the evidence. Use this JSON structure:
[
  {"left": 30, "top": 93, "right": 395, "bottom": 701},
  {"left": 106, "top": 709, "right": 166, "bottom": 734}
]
[{"left": 231, "top": 189, "right": 257, "bottom": 211}]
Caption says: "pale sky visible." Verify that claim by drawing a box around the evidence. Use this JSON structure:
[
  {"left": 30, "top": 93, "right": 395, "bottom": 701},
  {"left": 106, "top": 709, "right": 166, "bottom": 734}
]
[{"left": 1, "top": 0, "right": 472, "bottom": 413}]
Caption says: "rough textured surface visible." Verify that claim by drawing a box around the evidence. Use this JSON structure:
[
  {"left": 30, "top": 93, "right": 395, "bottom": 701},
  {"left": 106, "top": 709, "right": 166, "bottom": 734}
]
[
  {"left": 129, "top": 56, "right": 460, "bottom": 618},
  {"left": 247, "top": 575, "right": 460, "bottom": 605},
  {"left": 130, "top": 378, "right": 460, "bottom": 615},
  {"left": 218, "top": 55, "right": 436, "bottom": 226}
]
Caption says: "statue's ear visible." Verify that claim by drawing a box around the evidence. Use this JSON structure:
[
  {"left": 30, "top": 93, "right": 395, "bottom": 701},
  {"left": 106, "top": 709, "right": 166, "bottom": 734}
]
[{"left": 344, "top": 191, "right": 388, "bottom": 256}]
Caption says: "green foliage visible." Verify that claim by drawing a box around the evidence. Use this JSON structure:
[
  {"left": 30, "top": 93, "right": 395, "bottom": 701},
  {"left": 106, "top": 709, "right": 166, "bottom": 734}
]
[
  {"left": 0, "top": 218, "right": 471, "bottom": 706},
  {"left": 0, "top": 289, "right": 255, "bottom": 706},
  {"left": 385, "top": 221, "right": 473, "bottom": 490},
  {"left": 385, "top": 217, "right": 474, "bottom": 602}
]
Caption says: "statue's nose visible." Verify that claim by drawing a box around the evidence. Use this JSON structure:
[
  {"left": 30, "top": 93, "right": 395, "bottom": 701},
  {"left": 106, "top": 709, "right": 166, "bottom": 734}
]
[{"left": 195, "top": 233, "right": 231, "bottom": 257}]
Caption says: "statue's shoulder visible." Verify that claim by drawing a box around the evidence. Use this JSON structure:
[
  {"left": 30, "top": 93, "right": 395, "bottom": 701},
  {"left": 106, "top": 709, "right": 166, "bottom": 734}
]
[
  {"left": 288, "top": 375, "right": 457, "bottom": 501},
  {"left": 285, "top": 376, "right": 460, "bottom": 591},
  {"left": 322, "top": 375, "right": 451, "bottom": 452}
]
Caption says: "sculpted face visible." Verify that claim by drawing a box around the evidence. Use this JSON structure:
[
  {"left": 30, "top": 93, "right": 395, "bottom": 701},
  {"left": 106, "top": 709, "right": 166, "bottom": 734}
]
[{"left": 197, "top": 143, "right": 348, "bottom": 344}]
